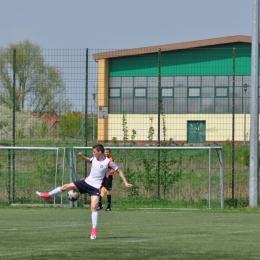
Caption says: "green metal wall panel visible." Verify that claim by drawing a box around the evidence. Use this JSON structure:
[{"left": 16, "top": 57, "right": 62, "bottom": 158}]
[{"left": 109, "top": 43, "right": 252, "bottom": 77}]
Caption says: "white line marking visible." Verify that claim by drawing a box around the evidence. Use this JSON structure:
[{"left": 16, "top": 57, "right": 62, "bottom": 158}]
[
  {"left": 138, "top": 208, "right": 199, "bottom": 211},
  {"left": 0, "top": 248, "right": 59, "bottom": 257},
  {"left": 96, "top": 234, "right": 209, "bottom": 246}
]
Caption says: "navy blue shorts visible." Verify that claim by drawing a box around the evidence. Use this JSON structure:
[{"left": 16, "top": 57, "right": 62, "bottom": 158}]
[{"left": 73, "top": 179, "right": 100, "bottom": 197}]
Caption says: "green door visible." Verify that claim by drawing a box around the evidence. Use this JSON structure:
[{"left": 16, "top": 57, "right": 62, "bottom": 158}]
[{"left": 187, "top": 121, "right": 206, "bottom": 143}]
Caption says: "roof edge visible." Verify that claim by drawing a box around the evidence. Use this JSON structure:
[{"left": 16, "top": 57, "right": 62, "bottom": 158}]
[{"left": 93, "top": 35, "right": 251, "bottom": 60}]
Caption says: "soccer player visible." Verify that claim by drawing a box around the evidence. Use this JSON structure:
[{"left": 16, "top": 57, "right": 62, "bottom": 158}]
[
  {"left": 36, "top": 144, "right": 132, "bottom": 240},
  {"left": 97, "top": 148, "right": 115, "bottom": 211}
]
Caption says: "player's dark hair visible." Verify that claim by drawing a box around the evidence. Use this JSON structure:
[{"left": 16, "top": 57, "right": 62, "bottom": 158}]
[
  {"left": 93, "top": 144, "right": 105, "bottom": 153},
  {"left": 105, "top": 148, "right": 111, "bottom": 152}
]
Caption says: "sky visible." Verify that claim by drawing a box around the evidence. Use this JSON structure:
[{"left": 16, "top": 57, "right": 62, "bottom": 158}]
[
  {"left": 0, "top": 0, "right": 256, "bottom": 111},
  {"left": 0, "top": 0, "right": 255, "bottom": 50}
]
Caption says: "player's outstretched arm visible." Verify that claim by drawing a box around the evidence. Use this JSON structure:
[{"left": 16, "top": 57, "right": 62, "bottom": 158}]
[
  {"left": 78, "top": 152, "right": 91, "bottom": 163},
  {"left": 117, "top": 169, "right": 132, "bottom": 188}
]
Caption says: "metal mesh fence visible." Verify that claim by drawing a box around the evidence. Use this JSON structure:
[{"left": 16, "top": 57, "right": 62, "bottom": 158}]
[
  {"left": 0, "top": 147, "right": 65, "bottom": 205},
  {"left": 0, "top": 146, "right": 223, "bottom": 209},
  {"left": 0, "top": 45, "right": 255, "bottom": 205},
  {"left": 73, "top": 146, "right": 224, "bottom": 209}
]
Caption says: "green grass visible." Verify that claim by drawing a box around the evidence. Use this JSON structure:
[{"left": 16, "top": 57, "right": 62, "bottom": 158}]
[{"left": 1, "top": 207, "right": 260, "bottom": 260}]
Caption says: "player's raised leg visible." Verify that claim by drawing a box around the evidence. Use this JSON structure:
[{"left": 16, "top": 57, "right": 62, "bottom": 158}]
[{"left": 36, "top": 182, "right": 78, "bottom": 201}]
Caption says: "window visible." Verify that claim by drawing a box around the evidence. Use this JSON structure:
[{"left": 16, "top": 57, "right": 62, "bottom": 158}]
[
  {"left": 109, "top": 77, "right": 121, "bottom": 87},
  {"left": 215, "top": 87, "right": 228, "bottom": 98},
  {"left": 188, "top": 87, "right": 201, "bottom": 97},
  {"left": 109, "top": 88, "right": 121, "bottom": 98},
  {"left": 161, "top": 87, "right": 174, "bottom": 98},
  {"left": 134, "top": 87, "right": 147, "bottom": 98}
]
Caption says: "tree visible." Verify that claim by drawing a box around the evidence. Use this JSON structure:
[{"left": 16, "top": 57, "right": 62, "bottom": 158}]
[
  {"left": 59, "top": 111, "right": 82, "bottom": 137},
  {"left": 0, "top": 105, "right": 41, "bottom": 137},
  {"left": 59, "top": 111, "right": 96, "bottom": 141},
  {"left": 0, "top": 39, "right": 71, "bottom": 113}
]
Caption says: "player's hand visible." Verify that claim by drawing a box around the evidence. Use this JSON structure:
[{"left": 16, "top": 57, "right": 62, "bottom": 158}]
[
  {"left": 78, "top": 152, "right": 83, "bottom": 157},
  {"left": 125, "top": 183, "right": 132, "bottom": 188}
]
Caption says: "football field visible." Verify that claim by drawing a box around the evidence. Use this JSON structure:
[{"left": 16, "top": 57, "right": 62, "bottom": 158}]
[{"left": 0, "top": 207, "right": 260, "bottom": 260}]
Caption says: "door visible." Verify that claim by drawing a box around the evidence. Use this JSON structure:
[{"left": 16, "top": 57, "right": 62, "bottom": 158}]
[{"left": 187, "top": 121, "right": 206, "bottom": 143}]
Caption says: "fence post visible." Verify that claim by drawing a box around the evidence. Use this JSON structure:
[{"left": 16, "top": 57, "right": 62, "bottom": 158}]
[
  {"left": 8, "top": 149, "right": 11, "bottom": 204},
  {"left": 85, "top": 48, "right": 88, "bottom": 148},
  {"left": 157, "top": 48, "right": 161, "bottom": 199},
  {"left": 231, "top": 48, "right": 235, "bottom": 201},
  {"left": 249, "top": 0, "right": 259, "bottom": 207},
  {"left": 84, "top": 49, "right": 89, "bottom": 205},
  {"left": 12, "top": 49, "right": 16, "bottom": 203},
  {"left": 208, "top": 148, "right": 212, "bottom": 209},
  {"left": 69, "top": 149, "right": 78, "bottom": 207},
  {"left": 219, "top": 148, "right": 224, "bottom": 209}
]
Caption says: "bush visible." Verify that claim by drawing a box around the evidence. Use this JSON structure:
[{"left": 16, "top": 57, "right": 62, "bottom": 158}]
[
  {"left": 0, "top": 105, "right": 41, "bottom": 137},
  {"left": 243, "top": 147, "right": 250, "bottom": 167},
  {"left": 112, "top": 137, "right": 118, "bottom": 146},
  {"left": 224, "top": 198, "right": 249, "bottom": 208}
]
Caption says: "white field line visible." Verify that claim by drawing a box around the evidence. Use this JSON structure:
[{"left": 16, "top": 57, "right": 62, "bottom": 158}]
[
  {"left": 0, "top": 248, "right": 60, "bottom": 258},
  {"left": 0, "top": 222, "right": 142, "bottom": 232},
  {"left": 138, "top": 208, "right": 199, "bottom": 210},
  {"left": 227, "top": 230, "right": 257, "bottom": 234},
  {"left": 97, "top": 233, "right": 209, "bottom": 245},
  {"left": 93, "top": 229, "right": 260, "bottom": 246},
  {"left": 0, "top": 223, "right": 85, "bottom": 231}
]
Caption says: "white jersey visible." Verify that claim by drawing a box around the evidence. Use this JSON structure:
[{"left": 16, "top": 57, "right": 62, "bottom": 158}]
[{"left": 84, "top": 156, "right": 118, "bottom": 189}]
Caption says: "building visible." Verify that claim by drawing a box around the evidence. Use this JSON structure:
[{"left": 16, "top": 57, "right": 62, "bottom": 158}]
[{"left": 93, "top": 35, "right": 256, "bottom": 144}]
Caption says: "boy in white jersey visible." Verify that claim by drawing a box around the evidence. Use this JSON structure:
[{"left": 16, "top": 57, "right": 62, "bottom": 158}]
[{"left": 36, "top": 144, "right": 132, "bottom": 240}]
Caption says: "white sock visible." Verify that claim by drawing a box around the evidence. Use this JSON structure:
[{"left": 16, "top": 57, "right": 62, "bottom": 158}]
[
  {"left": 49, "top": 187, "right": 62, "bottom": 196},
  {"left": 92, "top": 212, "right": 98, "bottom": 228}
]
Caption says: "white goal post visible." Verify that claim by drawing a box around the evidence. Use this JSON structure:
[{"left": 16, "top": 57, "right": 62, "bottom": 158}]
[
  {"left": 73, "top": 146, "right": 224, "bottom": 209},
  {"left": 0, "top": 146, "right": 66, "bottom": 206},
  {"left": 0, "top": 146, "right": 223, "bottom": 208}
]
